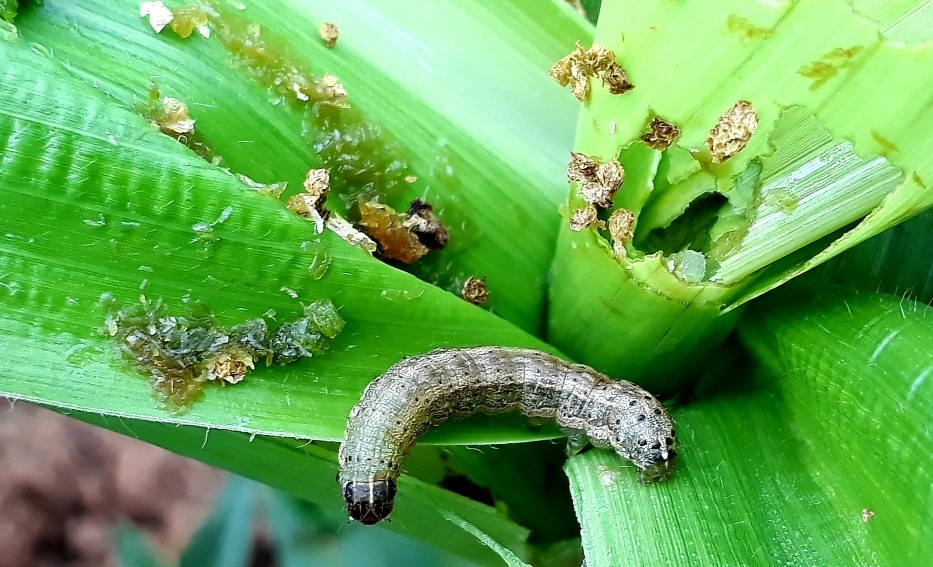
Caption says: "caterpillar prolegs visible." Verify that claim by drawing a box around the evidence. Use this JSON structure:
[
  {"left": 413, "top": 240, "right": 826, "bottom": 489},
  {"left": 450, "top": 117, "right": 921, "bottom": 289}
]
[{"left": 338, "top": 347, "right": 677, "bottom": 524}]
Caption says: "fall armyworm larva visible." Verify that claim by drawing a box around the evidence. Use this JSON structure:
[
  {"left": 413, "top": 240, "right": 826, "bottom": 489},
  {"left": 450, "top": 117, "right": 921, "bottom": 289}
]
[{"left": 338, "top": 347, "right": 677, "bottom": 524}]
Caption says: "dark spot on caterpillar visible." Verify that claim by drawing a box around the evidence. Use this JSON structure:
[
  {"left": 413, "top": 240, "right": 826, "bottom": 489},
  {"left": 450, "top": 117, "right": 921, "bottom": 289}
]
[
  {"left": 338, "top": 347, "right": 677, "bottom": 524},
  {"left": 651, "top": 442, "right": 661, "bottom": 450}
]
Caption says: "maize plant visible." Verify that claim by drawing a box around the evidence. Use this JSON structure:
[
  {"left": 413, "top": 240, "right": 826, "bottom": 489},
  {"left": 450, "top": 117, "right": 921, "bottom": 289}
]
[{"left": 1, "top": 0, "right": 931, "bottom": 565}]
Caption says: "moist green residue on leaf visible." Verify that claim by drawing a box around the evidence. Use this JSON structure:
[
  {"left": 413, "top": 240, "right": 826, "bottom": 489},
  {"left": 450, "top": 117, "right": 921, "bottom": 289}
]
[
  {"left": 104, "top": 296, "right": 344, "bottom": 410},
  {"left": 199, "top": 2, "right": 413, "bottom": 213}
]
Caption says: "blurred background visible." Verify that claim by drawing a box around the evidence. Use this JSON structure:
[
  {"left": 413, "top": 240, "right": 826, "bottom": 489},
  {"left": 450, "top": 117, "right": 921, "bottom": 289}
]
[{"left": 0, "top": 402, "right": 476, "bottom": 567}]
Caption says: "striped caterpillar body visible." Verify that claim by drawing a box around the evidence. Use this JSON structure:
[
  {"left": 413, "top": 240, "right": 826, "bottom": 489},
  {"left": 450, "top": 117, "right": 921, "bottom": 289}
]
[{"left": 338, "top": 347, "right": 677, "bottom": 525}]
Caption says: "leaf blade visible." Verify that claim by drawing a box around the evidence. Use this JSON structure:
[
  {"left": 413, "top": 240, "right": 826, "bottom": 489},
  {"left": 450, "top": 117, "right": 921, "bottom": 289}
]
[
  {"left": 0, "top": 39, "right": 557, "bottom": 444},
  {"left": 566, "top": 287, "right": 933, "bottom": 566}
]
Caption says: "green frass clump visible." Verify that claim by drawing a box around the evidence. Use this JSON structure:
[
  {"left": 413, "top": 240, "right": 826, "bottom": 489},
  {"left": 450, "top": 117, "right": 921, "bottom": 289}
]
[
  {"left": 105, "top": 297, "right": 344, "bottom": 410},
  {"left": 270, "top": 299, "right": 345, "bottom": 364},
  {"left": 228, "top": 317, "right": 274, "bottom": 362}
]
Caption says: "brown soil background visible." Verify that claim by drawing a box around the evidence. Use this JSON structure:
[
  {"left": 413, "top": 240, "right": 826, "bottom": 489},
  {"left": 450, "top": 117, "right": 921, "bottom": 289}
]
[{"left": 0, "top": 402, "right": 222, "bottom": 567}]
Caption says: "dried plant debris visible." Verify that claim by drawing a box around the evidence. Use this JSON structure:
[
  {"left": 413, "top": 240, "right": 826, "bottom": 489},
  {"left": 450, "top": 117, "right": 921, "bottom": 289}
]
[
  {"left": 145, "top": 84, "right": 215, "bottom": 162},
  {"left": 105, "top": 297, "right": 343, "bottom": 410},
  {"left": 140, "top": 2, "right": 210, "bottom": 38},
  {"left": 287, "top": 168, "right": 332, "bottom": 226},
  {"left": 140, "top": 1, "right": 173, "bottom": 33},
  {"left": 200, "top": 345, "right": 255, "bottom": 385},
  {"left": 319, "top": 73, "right": 349, "bottom": 102},
  {"left": 286, "top": 195, "right": 323, "bottom": 232},
  {"left": 549, "top": 42, "right": 633, "bottom": 102},
  {"left": 319, "top": 22, "right": 339, "bottom": 47},
  {"left": 461, "top": 276, "right": 489, "bottom": 305},
  {"left": 152, "top": 96, "right": 196, "bottom": 138},
  {"left": 569, "top": 204, "right": 600, "bottom": 232},
  {"left": 599, "top": 62, "right": 635, "bottom": 95},
  {"left": 357, "top": 199, "right": 448, "bottom": 263},
  {"left": 303, "top": 168, "right": 331, "bottom": 215},
  {"left": 405, "top": 199, "right": 449, "bottom": 250},
  {"left": 706, "top": 100, "right": 758, "bottom": 164},
  {"left": 567, "top": 152, "right": 624, "bottom": 209},
  {"left": 326, "top": 215, "right": 377, "bottom": 254},
  {"left": 607, "top": 208, "right": 635, "bottom": 258},
  {"left": 641, "top": 117, "right": 681, "bottom": 150}
]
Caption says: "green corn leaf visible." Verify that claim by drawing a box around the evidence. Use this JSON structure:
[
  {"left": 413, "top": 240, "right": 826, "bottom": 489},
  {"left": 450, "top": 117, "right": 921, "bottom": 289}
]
[{"left": 566, "top": 286, "right": 933, "bottom": 566}]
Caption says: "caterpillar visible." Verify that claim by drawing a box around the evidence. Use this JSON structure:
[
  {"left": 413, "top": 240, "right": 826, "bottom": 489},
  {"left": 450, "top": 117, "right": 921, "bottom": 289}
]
[{"left": 338, "top": 347, "right": 677, "bottom": 524}]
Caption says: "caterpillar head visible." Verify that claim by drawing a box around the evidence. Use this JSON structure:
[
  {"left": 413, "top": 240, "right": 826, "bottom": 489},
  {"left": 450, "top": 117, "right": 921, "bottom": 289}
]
[
  {"left": 610, "top": 395, "right": 677, "bottom": 482},
  {"left": 343, "top": 479, "right": 397, "bottom": 525}
]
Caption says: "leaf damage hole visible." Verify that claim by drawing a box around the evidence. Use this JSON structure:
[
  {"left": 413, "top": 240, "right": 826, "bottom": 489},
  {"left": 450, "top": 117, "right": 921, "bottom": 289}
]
[{"left": 638, "top": 192, "right": 727, "bottom": 260}]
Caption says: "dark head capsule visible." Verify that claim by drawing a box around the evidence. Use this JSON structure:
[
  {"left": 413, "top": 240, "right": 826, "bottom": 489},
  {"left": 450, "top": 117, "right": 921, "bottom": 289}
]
[{"left": 343, "top": 479, "right": 397, "bottom": 525}]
